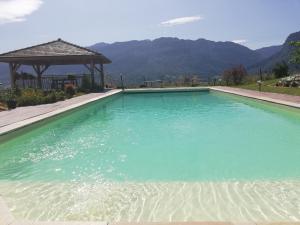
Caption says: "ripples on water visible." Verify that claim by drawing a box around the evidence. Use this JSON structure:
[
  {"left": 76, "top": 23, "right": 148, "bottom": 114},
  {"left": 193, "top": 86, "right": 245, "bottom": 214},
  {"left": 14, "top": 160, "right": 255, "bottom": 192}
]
[{"left": 0, "top": 181, "right": 300, "bottom": 222}]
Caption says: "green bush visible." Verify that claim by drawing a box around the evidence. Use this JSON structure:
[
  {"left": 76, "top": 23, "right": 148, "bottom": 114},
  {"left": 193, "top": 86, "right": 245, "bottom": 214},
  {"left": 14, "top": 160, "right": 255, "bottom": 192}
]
[
  {"left": 6, "top": 99, "right": 17, "bottom": 109},
  {"left": 48, "top": 92, "right": 57, "bottom": 103},
  {"left": 222, "top": 65, "right": 247, "bottom": 85},
  {"left": 0, "top": 89, "right": 16, "bottom": 103},
  {"left": 1, "top": 87, "right": 81, "bottom": 108},
  {"left": 0, "top": 89, "right": 18, "bottom": 109},
  {"left": 273, "top": 61, "right": 289, "bottom": 78},
  {"left": 16, "top": 89, "right": 67, "bottom": 107},
  {"left": 17, "top": 96, "right": 39, "bottom": 106},
  {"left": 13, "top": 87, "right": 22, "bottom": 97},
  {"left": 55, "top": 91, "right": 65, "bottom": 101},
  {"left": 16, "top": 89, "right": 41, "bottom": 106},
  {"left": 41, "top": 92, "right": 57, "bottom": 104},
  {"left": 80, "top": 75, "right": 91, "bottom": 93},
  {"left": 65, "top": 84, "right": 76, "bottom": 98}
]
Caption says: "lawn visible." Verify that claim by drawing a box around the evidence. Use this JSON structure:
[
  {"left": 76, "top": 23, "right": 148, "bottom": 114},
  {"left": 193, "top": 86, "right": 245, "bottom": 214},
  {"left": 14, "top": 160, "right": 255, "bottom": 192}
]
[{"left": 238, "top": 79, "right": 300, "bottom": 96}]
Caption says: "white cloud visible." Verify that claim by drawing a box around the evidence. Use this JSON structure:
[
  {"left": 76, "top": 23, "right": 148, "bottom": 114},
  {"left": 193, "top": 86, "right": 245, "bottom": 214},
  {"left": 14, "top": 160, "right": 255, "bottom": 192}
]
[
  {"left": 0, "top": 0, "right": 43, "bottom": 25},
  {"left": 161, "top": 16, "right": 203, "bottom": 27},
  {"left": 232, "top": 39, "right": 248, "bottom": 44}
]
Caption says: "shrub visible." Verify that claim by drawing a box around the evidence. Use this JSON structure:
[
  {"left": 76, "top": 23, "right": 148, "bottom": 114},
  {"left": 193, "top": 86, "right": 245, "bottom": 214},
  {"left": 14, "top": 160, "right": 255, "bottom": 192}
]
[
  {"left": 290, "top": 41, "right": 300, "bottom": 64},
  {"left": 222, "top": 65, "right": 247, "bottom": 85},
  {"left": 0, "top": 89, "right": 17, "bottom": 109},
  {"left": 55, "top": 91, "right": 65, "bottom": 101},
  {"left": 6, "top": 99, "right": 17, "bottom": 109},
  {"left": 80, "top": 75, "right": 91, "bottom": 93},
  {"left": 273, "top": 61, "right": 289, "bottom": 78},
  {"left": 264, "top": 73, "right": 274, "bottom": 80},
  {"left": 17, "top": 95, "right": 40, "bottom": 106},
  {"left": 48, "top": 91, "right": 57, "bottom": 103},
  {"left": 12, "top": 86, "right": 22, "bottom": 97},
  {"left": 0, "top": 89, "right": 16, "bottom": 103},
  {"left": 65, "top": 84, "right": 76, "bottom": 98},
  {"left": 16, "top": 89, "right": 67, "bottom": 107},
  {"left": 1, "top": 87, "right": 79, "bottom": 108},
  {"left": 16, "top": 89, "right": 42, "bottom": 106},
  {"left": 42, "top": 91, "right": 57, "bottom": 104}
]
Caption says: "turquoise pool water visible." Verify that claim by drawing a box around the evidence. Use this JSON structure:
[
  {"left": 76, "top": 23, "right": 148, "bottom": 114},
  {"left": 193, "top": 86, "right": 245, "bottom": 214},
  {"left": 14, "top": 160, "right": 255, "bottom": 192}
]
[
  {"left": 0, "top": 90, "right": 300, "bottom": 222},
  {"left": 0, "top": 91, "right": 300, "bottom": 182}
]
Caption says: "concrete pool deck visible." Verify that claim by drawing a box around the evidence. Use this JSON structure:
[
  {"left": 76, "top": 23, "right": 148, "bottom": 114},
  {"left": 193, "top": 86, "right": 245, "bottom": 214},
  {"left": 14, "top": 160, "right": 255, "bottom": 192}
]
[{"left": 210, "top": 87, "right": 300, "bottom": 109}]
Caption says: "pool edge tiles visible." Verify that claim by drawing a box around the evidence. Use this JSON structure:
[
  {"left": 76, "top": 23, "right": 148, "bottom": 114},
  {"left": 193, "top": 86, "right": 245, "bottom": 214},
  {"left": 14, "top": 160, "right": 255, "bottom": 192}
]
[
  {"left": 210, "top": 87, "right": 300, "bottom": 109},
  {"left": 124, "top": 87, "right": 210, "bottom": 93},
  {"left": 109, "top": 223, "right": 300, "bottom": 225}
]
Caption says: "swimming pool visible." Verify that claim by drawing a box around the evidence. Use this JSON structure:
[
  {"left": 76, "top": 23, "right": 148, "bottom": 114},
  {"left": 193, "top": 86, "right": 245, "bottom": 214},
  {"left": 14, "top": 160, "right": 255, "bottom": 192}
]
[{"left": 0, "top": 90, "right": 300, "bottom": 222}]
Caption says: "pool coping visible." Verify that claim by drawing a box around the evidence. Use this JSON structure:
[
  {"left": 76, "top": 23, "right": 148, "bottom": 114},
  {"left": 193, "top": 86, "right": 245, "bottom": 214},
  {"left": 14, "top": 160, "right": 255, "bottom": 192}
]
[
  {"left": 124, "top": 87, "right": 210, "bottom": 93},
  {"left": 210, "top": 87, "right": 300, "bottom": 109}
]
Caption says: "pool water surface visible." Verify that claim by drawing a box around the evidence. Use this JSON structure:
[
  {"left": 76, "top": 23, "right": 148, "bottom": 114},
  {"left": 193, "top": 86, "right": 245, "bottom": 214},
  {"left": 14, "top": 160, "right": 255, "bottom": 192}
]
[{"left": 0, "top": 91, "right": 299, "bottom": 222}]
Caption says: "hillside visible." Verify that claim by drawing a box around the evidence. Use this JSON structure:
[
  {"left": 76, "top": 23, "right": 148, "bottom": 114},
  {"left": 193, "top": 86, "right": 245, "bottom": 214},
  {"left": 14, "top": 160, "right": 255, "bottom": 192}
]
[
  {"left": 255, "top": 45, "right": 282, "bottom": 60},
  {"left": 90, "top": 38, "right": 263, "bottom": 84},
  {"left": 1, "top": 32, "right": 299, "bottom": 86},
  {"left": 249, "top": 31, "right": 300, "bottom": 73}
]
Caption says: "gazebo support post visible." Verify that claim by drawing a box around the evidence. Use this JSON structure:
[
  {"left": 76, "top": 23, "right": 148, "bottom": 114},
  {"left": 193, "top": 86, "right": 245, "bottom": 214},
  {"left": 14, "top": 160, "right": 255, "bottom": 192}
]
[
  {"left": 32, "top": 65, "right": 49, "bottom": 89},
  {"left": 9, "top": 63, "right": 20, "bottom": 89},
  {"left": 93, "top": 64, "right": 105, "bottom": 91},
  {"left": 100, "top": 63, "right": 104, "bottom": 91},
  {"left": 33, "top": 65, "right": 42, "bottom": 89},
  {"left": 90, "top": 61, "right": 95, "bottom": 90}
]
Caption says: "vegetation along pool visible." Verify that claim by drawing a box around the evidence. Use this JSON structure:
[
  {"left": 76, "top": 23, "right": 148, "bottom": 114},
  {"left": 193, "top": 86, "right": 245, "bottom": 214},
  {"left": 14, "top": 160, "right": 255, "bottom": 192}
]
[{"left": 0, "top": 90, "right": 299, "bottom": 222}]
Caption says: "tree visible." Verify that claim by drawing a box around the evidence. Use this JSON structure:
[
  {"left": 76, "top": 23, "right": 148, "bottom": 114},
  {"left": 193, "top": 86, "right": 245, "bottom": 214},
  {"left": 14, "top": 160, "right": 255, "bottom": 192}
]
[
  {"left": 272, "top": 61, "right": 289, "bottom": 78},
  {"left": 290, "top": 41, "right": 300, "bottom": 64},
  {"left": 222, "top": 65, "right": 247, "bottom": 85},
  {"left": 223, "top": 69, "right": 232, "bottom": 86}
]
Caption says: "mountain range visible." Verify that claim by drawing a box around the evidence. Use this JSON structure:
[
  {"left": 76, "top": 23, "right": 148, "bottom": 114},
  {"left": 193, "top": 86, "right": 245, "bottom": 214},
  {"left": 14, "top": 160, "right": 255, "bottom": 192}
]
[
  {"left": 0, "top": 31, "right": 299, "bottom": 86},
  {"left": 249, "top": 31, "right": 300, "bottom": 72}
]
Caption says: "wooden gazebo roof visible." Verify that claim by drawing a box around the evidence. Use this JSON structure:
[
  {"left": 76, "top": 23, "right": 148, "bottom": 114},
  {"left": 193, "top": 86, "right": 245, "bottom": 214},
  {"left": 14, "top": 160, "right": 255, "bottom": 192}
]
[
  {"left": 0, "top": 38, "right": 111, "bottom": 65},
  {"left": 0, "top": 39, "right": 111, "bottom": 89}
]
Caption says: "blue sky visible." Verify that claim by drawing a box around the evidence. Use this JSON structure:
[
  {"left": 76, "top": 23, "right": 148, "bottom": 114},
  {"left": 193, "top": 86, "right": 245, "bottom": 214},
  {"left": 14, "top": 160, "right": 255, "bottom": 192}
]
[{"left": 0, "top": 0, "right": 300, "bottom": 53}]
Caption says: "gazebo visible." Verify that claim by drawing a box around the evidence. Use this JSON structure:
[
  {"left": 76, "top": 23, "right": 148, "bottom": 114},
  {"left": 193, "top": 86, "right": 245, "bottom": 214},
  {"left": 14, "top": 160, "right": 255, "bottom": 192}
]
[{"left": 0, "top": 39, "right": 111, "bottom": 90}]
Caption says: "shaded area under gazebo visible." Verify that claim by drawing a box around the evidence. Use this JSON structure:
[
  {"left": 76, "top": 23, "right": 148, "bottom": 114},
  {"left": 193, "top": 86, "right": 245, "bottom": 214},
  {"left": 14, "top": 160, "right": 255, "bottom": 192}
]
[{"left": 0, "top": 39, "right": 111, "bottom": 91}]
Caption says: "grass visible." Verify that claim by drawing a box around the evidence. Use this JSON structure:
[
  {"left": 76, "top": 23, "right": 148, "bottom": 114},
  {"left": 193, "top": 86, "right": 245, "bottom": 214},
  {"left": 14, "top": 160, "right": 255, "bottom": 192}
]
[{"left": 237, "top": 79, "right": 300, "bottom": 96}]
